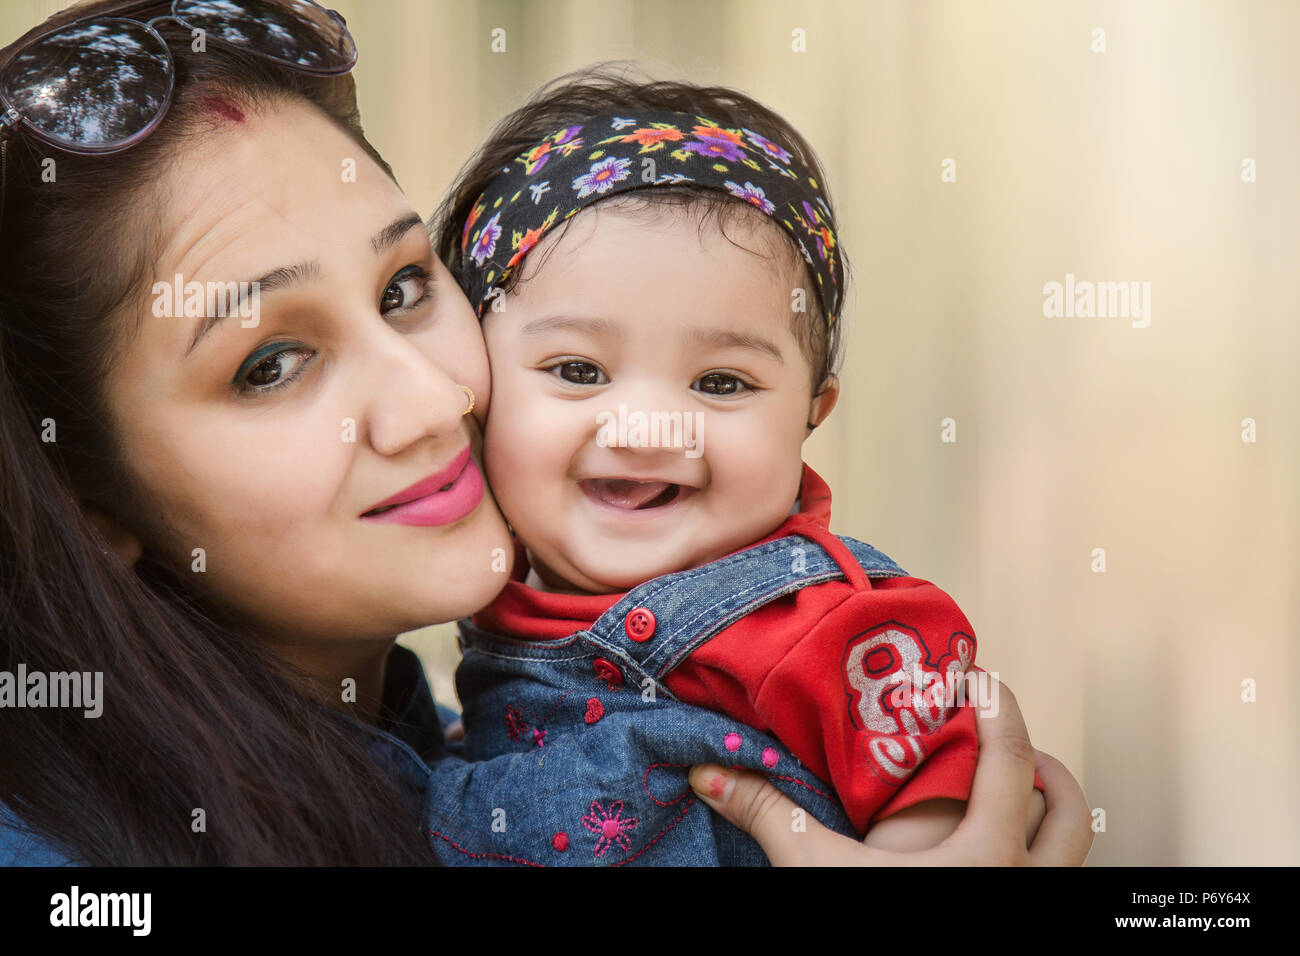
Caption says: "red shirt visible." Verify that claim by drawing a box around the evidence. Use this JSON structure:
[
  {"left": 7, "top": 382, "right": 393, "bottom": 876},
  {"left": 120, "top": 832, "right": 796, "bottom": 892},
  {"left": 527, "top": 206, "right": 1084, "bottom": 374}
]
[{"left": 474, "top": 464, "right": 1043, "bottom": 835}]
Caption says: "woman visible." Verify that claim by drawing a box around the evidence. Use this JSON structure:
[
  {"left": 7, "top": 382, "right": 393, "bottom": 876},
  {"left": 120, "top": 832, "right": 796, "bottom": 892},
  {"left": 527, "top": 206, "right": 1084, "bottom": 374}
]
[{"left": 0, "top": 0, "right": 1090, "bottom": 865}]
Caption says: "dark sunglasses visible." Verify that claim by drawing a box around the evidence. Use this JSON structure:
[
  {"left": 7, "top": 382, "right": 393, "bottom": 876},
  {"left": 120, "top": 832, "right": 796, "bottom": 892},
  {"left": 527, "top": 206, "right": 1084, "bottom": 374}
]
[{"left": 0, "top": 0, "right": 356, "bottom": 157}]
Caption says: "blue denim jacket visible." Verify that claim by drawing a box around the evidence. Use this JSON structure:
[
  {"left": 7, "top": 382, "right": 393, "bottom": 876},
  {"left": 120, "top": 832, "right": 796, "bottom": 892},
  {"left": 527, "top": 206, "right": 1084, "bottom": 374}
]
[
  {"left": 430, "top": 532, "right": 908, "bottom": 866},
  {"left": 1, "top": 640, "right": 835, "bottom": 867},
  {"left": 2, "top": 527, "right": 899, "bottom": 869}
]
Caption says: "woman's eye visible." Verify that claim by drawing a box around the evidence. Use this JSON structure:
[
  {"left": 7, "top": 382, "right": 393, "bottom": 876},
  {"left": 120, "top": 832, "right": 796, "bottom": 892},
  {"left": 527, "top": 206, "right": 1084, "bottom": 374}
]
[
  {"left": 694, "top": 372, "right": 749, "bottom": 396},
  {"left": 235, "top": 346, "right": 314, "bottom": 394},
  {"left": 381, "top": 266, "right": 434, "bottom": 316},
  {"left": 548, "top": 361, "right": 608, "bottom": 385}
]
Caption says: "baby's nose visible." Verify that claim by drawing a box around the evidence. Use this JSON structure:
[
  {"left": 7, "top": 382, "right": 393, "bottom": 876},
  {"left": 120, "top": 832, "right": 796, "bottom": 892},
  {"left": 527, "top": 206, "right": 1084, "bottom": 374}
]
[{"left": 592, "top": 401, "right": 705, "bottom": 460}]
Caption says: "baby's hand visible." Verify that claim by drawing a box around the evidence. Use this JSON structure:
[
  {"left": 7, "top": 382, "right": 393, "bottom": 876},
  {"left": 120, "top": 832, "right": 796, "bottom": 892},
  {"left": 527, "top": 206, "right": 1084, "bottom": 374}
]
[{"left": 863, "top": 791, "right": 1046, "bottom": 852}]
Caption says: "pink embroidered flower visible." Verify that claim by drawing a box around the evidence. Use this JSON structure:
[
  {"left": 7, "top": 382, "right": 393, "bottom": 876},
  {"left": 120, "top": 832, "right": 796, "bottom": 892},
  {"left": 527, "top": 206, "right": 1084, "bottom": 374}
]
[
  {"left": 572, "top": 157, "right": 632, "bottom": 198},
  {"left": 581, "top": 799, "right": 639, "bottom": 858}
]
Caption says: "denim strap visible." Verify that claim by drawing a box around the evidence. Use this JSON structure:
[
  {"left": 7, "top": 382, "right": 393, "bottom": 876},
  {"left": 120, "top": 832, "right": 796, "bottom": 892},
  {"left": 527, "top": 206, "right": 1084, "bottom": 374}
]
[{"left": 576, "top": 532, "right": 906, "bottom": 694}]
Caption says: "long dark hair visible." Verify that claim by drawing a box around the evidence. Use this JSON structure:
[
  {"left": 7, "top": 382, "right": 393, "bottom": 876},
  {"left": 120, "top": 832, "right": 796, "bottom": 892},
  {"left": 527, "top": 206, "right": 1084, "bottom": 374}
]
[
  {"left": 0, "top": 0, "right": 436, "bottom": 864},
  {"left": 431, "top": 64, "right": 847, "bottom": 392}
]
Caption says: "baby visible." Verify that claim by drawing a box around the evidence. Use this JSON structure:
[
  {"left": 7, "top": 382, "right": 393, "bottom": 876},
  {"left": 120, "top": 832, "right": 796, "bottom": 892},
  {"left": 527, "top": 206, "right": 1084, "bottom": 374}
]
[{"left": 435, "top": 73, "right": 1045, "bottom": 858}]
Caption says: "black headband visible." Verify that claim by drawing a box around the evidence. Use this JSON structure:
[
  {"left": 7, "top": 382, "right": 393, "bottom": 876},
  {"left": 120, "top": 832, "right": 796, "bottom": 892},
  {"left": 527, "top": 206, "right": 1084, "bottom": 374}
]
[{"left": 457, "top": 111, "right": 842, "bottom": 321}]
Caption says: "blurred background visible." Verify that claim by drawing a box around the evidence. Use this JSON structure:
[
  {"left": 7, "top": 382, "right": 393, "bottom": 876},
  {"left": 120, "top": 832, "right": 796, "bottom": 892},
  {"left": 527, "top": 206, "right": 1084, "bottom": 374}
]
[{"left": 5, "top": 0, "right": 1296, "bottom": 865}]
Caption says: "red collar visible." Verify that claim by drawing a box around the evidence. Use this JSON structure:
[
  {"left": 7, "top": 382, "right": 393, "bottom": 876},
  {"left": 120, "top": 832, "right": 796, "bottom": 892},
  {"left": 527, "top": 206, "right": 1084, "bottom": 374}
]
[{"left": 472, "top": 463, "right": 834, "bottom": 640}]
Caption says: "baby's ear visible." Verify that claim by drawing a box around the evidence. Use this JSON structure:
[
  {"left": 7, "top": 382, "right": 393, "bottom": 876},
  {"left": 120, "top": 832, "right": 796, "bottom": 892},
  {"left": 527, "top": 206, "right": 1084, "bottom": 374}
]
[{"left": 807, "top": 374, "right": 840, "bottom": 430}]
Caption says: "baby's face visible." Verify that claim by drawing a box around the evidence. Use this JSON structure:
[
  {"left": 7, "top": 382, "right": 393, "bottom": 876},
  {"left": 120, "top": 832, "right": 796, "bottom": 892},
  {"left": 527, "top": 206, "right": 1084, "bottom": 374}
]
[{"left": 481, "top": 204, "right": 836, "bottom": 593}]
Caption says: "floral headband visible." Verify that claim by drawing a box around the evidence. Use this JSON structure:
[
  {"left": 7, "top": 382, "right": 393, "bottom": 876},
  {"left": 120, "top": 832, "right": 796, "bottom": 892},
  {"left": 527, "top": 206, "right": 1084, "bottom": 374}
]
[{"left": 456, "top": 111, "right": 843, "bottom": 321}]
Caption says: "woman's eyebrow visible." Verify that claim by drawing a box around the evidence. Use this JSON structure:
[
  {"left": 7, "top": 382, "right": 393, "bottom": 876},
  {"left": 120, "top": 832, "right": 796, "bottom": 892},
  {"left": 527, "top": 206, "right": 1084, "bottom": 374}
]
[
  {"left": 372, "top": 213, "right": 427, "bottom": 255},
  {"left": 182, "top": 213, "right": 429, "bottom": 358},
  {"left": 183, "top": 260, "right": 317, "bottom": 358}
]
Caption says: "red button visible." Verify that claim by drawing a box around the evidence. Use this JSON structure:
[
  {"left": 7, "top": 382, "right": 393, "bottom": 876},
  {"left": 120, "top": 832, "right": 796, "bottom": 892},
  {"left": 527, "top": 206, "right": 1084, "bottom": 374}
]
[
  {"left": 592, "top": 658, "right": 624, "bottom": 688},
  {"left": 625, "top": 607, "right": 657, "bottom": 642}
]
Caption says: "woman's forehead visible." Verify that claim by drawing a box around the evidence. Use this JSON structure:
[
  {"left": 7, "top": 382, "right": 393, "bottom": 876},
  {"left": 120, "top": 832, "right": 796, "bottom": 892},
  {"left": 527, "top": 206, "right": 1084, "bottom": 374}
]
[{"left": 154, "top": 100, "right": 409, "bottom": 285}]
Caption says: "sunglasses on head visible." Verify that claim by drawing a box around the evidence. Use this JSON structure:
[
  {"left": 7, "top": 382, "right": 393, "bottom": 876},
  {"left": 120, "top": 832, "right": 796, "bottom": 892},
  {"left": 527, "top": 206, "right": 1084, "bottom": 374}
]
[{"left": 0, "top": 0, "right": 356, "bottom": 157}]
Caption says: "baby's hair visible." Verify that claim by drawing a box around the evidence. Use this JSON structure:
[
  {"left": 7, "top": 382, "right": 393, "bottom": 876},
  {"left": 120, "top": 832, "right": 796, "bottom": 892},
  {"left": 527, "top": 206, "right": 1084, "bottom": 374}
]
[{"left": 431, "top": 63, "right": 847, "bottom": 395}]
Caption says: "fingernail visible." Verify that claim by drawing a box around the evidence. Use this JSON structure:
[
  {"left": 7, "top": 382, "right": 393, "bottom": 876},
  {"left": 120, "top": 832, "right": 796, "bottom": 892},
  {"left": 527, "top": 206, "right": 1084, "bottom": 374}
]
[{"left": 688, "top": 764, "right": 734, "bottom": 803}]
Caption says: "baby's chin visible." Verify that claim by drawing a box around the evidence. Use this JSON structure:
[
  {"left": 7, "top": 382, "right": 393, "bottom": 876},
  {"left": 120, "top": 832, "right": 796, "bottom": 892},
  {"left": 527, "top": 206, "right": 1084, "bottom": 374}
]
[{"left": 555, "top": 542, "right": 730, "bottom": 594}]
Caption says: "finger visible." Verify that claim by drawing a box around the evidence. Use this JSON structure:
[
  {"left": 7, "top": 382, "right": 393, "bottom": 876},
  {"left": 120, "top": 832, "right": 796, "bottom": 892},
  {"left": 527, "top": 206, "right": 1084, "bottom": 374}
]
[
  {"left": 688, "top": 765, "right": 832, "bottom": 866},
  {"left": 1027, "top": 749, "right": 1095, "bottom": 866},
  {"left": 961, "top": 676, "right": 1035, "bottom": 859}
]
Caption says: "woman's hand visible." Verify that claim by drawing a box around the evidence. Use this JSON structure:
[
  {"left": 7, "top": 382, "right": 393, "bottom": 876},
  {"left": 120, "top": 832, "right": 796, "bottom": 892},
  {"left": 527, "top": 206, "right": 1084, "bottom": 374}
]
[{"left": 688, "top": 679, "right": 1093, "bottom": 865}]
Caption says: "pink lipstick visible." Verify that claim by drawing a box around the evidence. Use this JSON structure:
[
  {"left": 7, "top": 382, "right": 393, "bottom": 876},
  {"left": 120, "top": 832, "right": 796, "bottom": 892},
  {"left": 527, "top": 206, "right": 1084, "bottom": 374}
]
[{"left": 360, "top": 446, "right": 483, "bottom": 527}]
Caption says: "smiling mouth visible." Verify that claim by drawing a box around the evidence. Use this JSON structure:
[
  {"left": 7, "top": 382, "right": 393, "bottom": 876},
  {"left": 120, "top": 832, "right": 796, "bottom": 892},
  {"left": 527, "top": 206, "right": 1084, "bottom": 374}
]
[
  {"left": 579, "top": 478, "right": 689, "bottom": 511},
  {"left": 361, "top": 479, "right": 458, "bottom": 517}
]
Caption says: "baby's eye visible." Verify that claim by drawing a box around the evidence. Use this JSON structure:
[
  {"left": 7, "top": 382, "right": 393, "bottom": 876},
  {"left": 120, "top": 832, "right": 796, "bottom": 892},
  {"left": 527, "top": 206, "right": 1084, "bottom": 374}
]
[
  {"left": 693, "top": 372, "right": 749, "bottom": 396},
  {"left": 548, "top": 361, "right": 608, "bottom": 386}
]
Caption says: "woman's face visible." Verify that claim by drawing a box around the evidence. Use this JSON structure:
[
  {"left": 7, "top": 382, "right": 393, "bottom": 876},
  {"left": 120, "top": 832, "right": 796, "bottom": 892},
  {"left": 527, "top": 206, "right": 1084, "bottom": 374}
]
[{"left": 104, "top": 98, "right": 512, "bottom": 646}]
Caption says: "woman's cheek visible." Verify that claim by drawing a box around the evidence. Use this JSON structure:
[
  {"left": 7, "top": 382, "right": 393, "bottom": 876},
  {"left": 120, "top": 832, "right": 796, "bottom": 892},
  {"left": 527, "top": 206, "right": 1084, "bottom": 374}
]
[{"left": 177, "top": 427, "right": 335, "bottom": 537}]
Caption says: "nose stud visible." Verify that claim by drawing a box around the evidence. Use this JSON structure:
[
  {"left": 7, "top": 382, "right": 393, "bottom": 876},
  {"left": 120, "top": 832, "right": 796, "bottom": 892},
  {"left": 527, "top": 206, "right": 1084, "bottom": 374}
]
[{"left": 456, "top": 384, "right": 475, "bottom": 417}]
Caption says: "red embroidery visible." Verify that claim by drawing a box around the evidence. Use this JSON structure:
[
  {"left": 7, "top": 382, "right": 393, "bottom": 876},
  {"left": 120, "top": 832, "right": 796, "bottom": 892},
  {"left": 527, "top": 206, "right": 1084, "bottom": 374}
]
[
  {"left": 428, "top": 830, "right": 544, "bottom": 867},
  {"left": 503, "top": 690, "right": 573, "bottom": 747},
  {"left": 504, "top": 705, "right": 529, "bottom": 741},
  {"left": 432, "top": 757, "right": 827, "bottom": 868},
  {"left": 581, "top": 800, "right": 639, "bottom": 858},
  {"left": 584, "top": 697, "right": 605, "bottom": 724}
]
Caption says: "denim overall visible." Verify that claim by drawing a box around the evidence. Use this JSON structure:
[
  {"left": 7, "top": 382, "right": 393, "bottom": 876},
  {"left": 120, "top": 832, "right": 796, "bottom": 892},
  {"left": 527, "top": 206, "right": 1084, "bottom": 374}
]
[{"left": 420, "top": 532, "right": 909, "bottom": 866}]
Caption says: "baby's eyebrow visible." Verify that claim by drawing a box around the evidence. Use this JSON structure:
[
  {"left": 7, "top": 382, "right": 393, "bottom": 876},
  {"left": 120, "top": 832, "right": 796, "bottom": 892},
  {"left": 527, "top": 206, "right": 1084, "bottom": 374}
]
[
  {"left": 520, "top": 315, "right": 623, "bottom": 339},
  {"left": 686, "top": 327, "right": 784, "bottom": 363}
]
